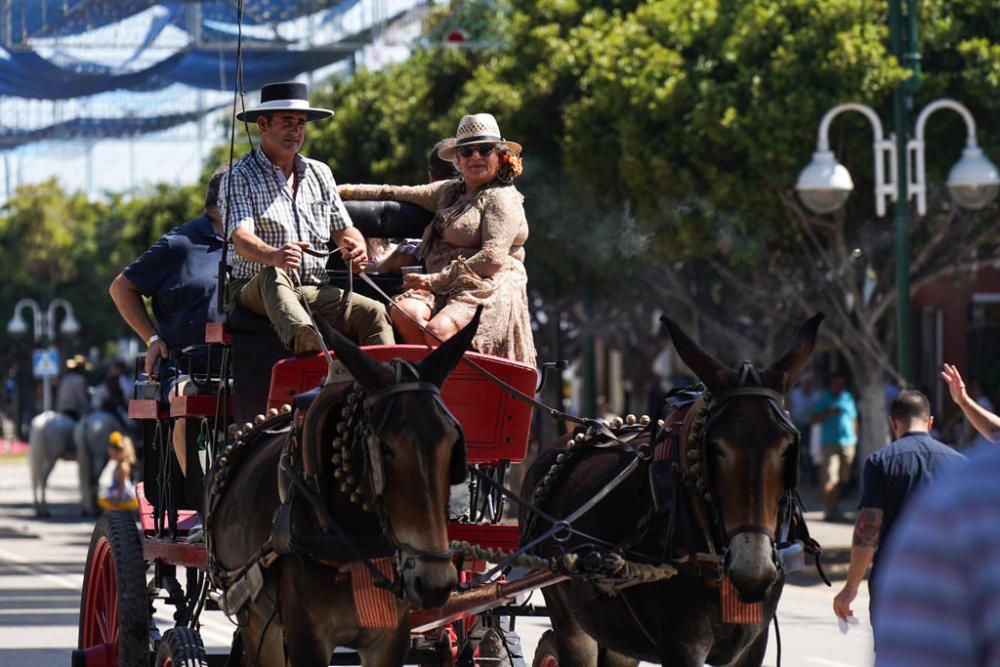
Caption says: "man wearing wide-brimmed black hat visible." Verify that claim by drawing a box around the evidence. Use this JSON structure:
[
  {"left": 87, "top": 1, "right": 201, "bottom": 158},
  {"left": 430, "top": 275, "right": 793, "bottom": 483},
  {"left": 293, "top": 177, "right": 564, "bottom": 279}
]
[{"left": 219, "top": 81, "right": 393, "bottom": 354}]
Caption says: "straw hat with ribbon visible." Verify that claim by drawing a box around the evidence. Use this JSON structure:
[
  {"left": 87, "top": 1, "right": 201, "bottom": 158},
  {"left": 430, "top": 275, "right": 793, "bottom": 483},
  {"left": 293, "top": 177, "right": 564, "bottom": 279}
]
[{"left": 438, "top": 113, "right": 522, "bottom": 160}]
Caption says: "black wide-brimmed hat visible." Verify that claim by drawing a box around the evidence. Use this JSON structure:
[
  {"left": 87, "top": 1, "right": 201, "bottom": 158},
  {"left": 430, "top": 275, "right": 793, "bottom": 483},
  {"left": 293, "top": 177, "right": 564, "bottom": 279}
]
[{"left": 235, "top": 81, "right": 333, "bottom": 123}]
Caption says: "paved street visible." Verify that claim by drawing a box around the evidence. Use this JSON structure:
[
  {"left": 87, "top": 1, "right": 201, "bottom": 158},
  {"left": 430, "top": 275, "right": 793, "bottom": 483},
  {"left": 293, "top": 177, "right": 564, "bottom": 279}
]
[{"left": 0, "top": 459, "right": 872, "bottom": 666}]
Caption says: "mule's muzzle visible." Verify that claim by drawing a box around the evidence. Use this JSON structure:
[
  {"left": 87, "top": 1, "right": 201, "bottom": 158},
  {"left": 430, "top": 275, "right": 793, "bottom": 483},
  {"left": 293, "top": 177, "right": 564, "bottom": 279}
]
[
  {"left": 724, "top": 529, "right": 779, "bottom": 603},
  {"left": 401, "top": 559, "right": 457, "bottom": 609}
]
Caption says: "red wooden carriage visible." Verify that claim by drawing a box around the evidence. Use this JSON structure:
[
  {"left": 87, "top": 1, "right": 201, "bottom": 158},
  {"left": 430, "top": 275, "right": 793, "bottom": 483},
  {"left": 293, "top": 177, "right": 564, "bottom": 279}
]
[{"left": 74, "top": 329, "right": 561, "bottom": 666}]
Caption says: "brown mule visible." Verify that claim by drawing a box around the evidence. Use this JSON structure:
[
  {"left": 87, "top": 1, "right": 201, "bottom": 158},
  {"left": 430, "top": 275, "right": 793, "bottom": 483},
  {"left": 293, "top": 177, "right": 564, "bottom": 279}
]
[
  {"left": 521, "top": 314, "right": 822, "bottom": 667},
  {"left": 209, "top": 310, "right": 481, "bottom": 666}
]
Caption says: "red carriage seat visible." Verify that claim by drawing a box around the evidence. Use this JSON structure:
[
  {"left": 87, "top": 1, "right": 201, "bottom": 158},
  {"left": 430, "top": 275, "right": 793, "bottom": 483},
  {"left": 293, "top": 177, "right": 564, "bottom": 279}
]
[{"left": 268, "top": 345, "right": 538, "bottom": 463}]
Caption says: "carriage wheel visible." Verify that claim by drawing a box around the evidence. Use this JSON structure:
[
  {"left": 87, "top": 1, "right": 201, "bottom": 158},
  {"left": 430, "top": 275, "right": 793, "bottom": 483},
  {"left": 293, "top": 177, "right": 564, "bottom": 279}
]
[
  {"left": 530, "top": 630, "right": 559, "bottom": 667},
  {"left": 74, "top": 511, "right": 150, "bottom": 667},
  {"left": 155, "top": 627, "right": 208, "bottom": 667}
]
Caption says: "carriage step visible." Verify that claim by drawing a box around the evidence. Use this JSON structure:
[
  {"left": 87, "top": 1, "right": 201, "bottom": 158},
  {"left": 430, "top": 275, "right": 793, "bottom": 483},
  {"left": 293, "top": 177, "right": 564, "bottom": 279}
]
[
  {"left": 204, "top": 322, "right": 232, "bottom": 345},
  {"left": 128, "top": 399, "right": 168, "bottom": 420}
]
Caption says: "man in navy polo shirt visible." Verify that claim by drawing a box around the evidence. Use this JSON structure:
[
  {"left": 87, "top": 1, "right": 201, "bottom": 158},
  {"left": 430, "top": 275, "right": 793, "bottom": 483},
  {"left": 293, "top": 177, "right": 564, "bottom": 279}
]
[
  {"left": 832, "top": 389, "right": 966, "bottom": 650},
  {"left": 109, "top": 168, "right": 226, "bottom": 510}
]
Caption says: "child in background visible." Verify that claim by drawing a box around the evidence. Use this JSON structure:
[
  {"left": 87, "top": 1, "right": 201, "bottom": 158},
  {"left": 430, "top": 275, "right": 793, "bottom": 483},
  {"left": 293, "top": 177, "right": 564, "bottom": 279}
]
[{"left": 99, "top": 431, "right": 138, "bottom": 511}]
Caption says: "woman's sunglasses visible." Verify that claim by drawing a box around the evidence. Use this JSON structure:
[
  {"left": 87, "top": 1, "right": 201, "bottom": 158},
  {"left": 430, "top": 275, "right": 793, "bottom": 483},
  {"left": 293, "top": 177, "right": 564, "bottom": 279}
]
[{"left": 457, "top": 143, "right": 498, "bottom": 158}]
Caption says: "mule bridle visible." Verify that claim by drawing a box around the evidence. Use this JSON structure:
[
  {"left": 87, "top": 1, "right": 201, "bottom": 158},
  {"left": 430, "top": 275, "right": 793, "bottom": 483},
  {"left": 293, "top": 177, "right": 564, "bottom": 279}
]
[
  {"left": 352, "top": 360, "right": 464, "bottom": 569},
  {"left": 682, "top": 363, "right": 800, "bottom": 567}
]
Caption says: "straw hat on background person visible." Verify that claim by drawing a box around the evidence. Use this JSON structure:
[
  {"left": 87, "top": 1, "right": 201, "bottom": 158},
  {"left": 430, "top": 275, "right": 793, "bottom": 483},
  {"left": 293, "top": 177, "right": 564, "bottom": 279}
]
[{"left": 65, "top": 354, "right": 92, "bottom": 371}]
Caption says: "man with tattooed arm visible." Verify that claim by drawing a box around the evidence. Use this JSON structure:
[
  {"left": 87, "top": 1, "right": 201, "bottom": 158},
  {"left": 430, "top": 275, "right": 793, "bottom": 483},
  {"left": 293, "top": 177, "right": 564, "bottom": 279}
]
[{"left": 832, "top": 389, "right": 966, "bottom": 649}]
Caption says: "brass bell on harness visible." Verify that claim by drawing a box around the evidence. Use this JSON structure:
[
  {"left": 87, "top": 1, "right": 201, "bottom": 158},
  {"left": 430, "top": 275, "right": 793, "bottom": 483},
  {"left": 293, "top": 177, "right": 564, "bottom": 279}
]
[
  {"left": 342, "top": 462, "right": 353, "bottom": 473},
  {"left": 640, "top": 415, "right": 651, "bottom": 426},
  {"left": 340, "top": 482, "right": 350, "bottom": 493},
  {"left": 331, "top": 454, "right": 342, "bottom": 466},
  {"left": 341, "top": 448, "right": 352, "bottom": 461},
  {"left": 243, "top": 422, "right": 253, "bottom": 433},
  {"left": 686, "top": 449, "right": 700, "bottom": 461},
  {"left": 267, "top": 408, "right": 279, "bottom": 418},
  {"left": 350, "top": 492, "right": 363, "bottom": 505},
  {"left": 336, "top": 422, "right": 348, "bottom": 434},
  {"left": 657, "top": 419, "right": 665, "bottom": 428},
  {"left": 556, "top": 453, "right": 566, "bottom": 463},
  {"left": 254, "top": 414, "right": 266, "bottom": 425},
  {"left": 341, "top": 407, "right": 352, "bottom": 418},
  {"left": 611, "top": 416, "right": 624, "bottom": 429},
  {"left": 548, "top": 464, "right": 560, "bottom": 476},
  {"left": 233, "top": 431, "right": 244, "bottom": 441},
  {"left": 362, "top": 501, "right": 373, "bottom": 512},
  {"left": 281, "top": 404, "right": 292, "bottom": 414},
  {"left": 626, "top": 414, "right": 637, "bottom": 425},
  {"left": 334, "top": 469, "right": 344, "bottom": 480}
]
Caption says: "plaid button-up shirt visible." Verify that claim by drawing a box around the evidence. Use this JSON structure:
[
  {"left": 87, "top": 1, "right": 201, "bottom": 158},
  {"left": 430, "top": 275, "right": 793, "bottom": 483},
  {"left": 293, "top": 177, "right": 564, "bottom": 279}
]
[{"left": 220, "top": 147, "right": 352, "bottom": 285}]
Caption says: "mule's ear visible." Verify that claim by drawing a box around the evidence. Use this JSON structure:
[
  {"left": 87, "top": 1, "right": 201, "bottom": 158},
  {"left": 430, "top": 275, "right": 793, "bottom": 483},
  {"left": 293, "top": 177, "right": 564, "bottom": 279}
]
[
  {"left": 761, "top": 313, "right": 824, "bottom": 394},
  {"left": 660, "top": 315, "right": 734, "bottom": 392},
  {"left": 324, "top": 326, "right": 393, "bottom": 393},
  {"left": 418, "top": 306, "right": 482, "bottom": 387}
]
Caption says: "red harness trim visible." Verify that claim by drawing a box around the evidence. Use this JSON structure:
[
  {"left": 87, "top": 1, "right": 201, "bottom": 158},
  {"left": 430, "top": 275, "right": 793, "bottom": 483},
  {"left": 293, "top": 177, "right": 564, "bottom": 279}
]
[{"left": 348, "top": 557, "right": 398, "bottom": 628}]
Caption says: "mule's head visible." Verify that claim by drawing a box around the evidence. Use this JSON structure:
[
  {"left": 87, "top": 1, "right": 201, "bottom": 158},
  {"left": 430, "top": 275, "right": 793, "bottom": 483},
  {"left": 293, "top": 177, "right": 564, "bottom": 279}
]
[
  {"left": 662, "top": 314, "right": 822, "bottom": 602},
  {"left": 326, "top": 309, "right": 480, "bottom": 609}
]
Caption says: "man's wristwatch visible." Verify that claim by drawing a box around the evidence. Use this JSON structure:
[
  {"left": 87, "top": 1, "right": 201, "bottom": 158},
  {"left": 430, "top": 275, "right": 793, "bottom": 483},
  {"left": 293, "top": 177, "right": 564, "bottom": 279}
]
[{"left": 146, "top": 334, "right": 160, "bottom": 347}]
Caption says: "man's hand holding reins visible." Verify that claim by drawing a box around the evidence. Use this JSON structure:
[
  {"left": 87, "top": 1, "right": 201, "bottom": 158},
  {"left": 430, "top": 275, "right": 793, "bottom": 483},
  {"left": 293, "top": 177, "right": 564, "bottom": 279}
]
[
  {"left": 271, "top": 241, "right": 310, "bottom": 271},
  {"left": 338, "top": 235, "right": 368, "bottom": 273}
]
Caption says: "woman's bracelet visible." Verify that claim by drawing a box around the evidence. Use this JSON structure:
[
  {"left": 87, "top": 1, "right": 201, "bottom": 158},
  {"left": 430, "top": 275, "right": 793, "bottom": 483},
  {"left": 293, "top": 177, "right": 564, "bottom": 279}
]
[{"left": 146, "top": 334, "right": 160, "bottom": 347}]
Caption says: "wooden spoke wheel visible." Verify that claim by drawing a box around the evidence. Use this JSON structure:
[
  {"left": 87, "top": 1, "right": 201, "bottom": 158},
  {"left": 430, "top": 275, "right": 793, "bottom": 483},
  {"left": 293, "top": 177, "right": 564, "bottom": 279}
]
[
  {"left": 531, "top": 630, "right": 559, "bottom": 667},
  {"left": 74, "top": 512, "right": 150, "bottom": 667},
  {"left": 155, "top": 627, "right": 208, "bottom": 667}
]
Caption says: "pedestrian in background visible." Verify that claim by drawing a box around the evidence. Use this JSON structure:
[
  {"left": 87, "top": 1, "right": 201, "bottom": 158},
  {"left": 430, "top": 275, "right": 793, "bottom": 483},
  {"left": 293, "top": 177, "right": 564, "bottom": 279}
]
[
  {"left": 812, "top": 372, "right": 858, "bottom": 521},
  {"left": 790, "top": 373, "right": 818, "bottom": 485},
  {"left": 873, "top": 442, "right": 1000, "bottom": 666},
  {"left": 55, "top": 355, "right": 91, "bottom": 421},
  {"left": 833, "top": 390, "right": 965, "bottom": 650}
]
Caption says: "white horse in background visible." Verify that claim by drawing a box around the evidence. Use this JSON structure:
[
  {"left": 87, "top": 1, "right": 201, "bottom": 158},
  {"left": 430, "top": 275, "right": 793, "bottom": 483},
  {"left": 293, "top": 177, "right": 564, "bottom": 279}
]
[{"left": 28, "top": 409, "right": 120, "bottom": 517}]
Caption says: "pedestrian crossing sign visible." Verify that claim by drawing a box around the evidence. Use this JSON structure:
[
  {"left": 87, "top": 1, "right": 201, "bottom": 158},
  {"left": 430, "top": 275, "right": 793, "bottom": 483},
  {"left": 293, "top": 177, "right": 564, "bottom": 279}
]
[{"left": 32, "top": 349, "right": 60, "bottom": 378}]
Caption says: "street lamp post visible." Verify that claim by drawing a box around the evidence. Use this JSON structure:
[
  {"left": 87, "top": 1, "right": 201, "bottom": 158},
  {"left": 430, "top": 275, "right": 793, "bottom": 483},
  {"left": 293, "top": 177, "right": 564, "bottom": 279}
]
[
  {"left": 7, "top": 298, "right": 81, "bottom": 412},
  {"left": 795, "top": 98, "right": 999, "bottom": 382},
  {"left": 796, "top": 0, "right": 1000, "bottom": 384}
]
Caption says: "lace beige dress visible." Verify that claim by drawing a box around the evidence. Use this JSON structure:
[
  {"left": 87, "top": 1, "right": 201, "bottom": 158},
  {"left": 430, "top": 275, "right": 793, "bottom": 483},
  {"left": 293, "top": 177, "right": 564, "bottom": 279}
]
[{"left": 344, "top": 179, "right": 536, "bottom": 365}]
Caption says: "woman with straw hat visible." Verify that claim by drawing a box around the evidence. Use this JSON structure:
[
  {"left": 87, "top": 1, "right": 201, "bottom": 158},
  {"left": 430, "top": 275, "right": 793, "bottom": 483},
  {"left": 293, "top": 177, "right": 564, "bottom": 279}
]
[{"left": 340, "top": 113, "right": 536, "bottom": 364}]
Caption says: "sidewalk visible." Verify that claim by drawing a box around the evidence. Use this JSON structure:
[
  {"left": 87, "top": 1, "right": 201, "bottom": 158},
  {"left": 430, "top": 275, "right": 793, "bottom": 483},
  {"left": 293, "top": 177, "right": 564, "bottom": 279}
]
[{"left": 787, "top": 481, "right": 858, "bottom": 589}]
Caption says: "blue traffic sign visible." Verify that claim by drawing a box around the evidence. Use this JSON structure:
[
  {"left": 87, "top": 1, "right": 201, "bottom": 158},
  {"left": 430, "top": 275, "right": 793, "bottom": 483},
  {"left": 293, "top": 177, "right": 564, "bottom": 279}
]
[{"left": 32, "top": 349, "right": 60, "bottom": 378}]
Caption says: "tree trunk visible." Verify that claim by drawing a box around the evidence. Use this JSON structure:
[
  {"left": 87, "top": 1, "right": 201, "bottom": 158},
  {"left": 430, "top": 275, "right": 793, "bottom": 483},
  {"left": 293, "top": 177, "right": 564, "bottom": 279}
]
[{"left": 856, "top": 373, "right": 889, "bottom": 466}]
